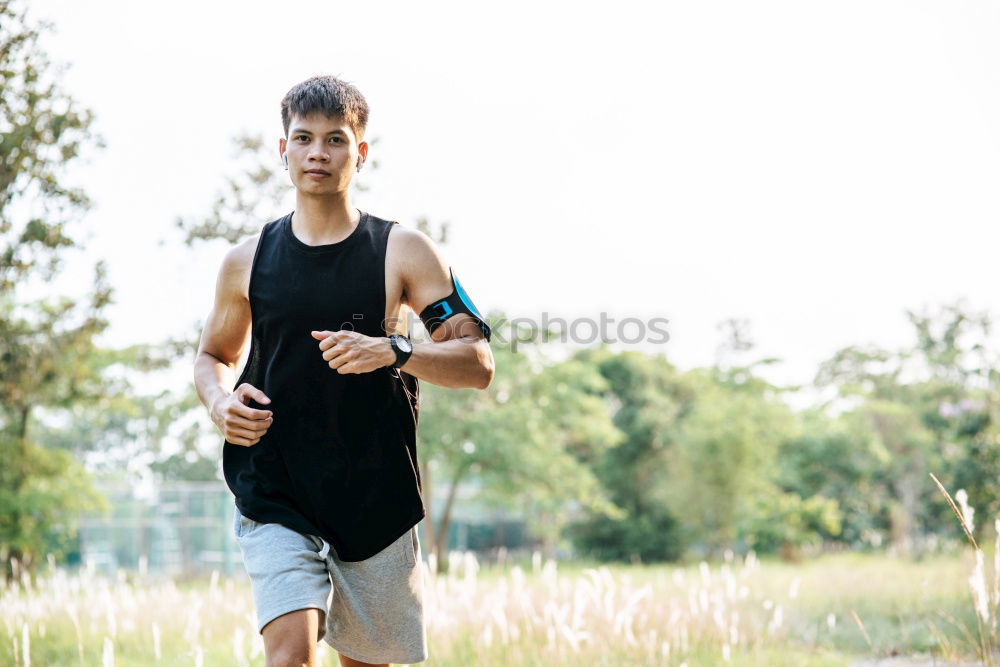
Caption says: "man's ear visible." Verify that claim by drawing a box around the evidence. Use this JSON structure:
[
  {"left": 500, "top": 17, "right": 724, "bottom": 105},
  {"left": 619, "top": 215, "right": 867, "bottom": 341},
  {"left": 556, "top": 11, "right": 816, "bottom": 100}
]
[
  {"left": 278, "top": 136, "right": 287, "bottom": 158},
  {"left": 358, "top": 141, "right": 368, "bottom": 162}
]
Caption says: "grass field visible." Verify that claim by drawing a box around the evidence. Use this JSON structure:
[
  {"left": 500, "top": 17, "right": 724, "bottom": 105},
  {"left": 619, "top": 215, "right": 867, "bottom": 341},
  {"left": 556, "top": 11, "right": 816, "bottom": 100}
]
[{"left": 1, "top": 547, "right": 994, "bottom": 666}]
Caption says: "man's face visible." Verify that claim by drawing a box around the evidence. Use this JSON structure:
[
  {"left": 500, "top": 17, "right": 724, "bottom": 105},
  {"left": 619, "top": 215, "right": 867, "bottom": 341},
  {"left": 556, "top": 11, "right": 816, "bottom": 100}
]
[{"left": 279, "top": 112, "right": 366, "bottom": 194}]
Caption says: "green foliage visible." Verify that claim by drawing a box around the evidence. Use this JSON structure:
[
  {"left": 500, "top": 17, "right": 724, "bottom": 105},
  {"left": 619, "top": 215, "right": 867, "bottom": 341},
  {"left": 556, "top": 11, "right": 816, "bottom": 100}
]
[
  {"left": 665, "top": 368, "right": 799, "bottom": 556},
  {"left": 566, "top": 508, "right": 682, "bottom": 563},
  {"left": 418, "top": 328, "right": 623, "bottom": 556},
  {"left": 174, "top": 133, "right": 294, "bottom": 246},
  {"left": 0, "top": 0, "right": 177, "bottom": 579},
  {"left": 6, "top": 0, "right": 1000, "bottom": 573},
  {"left": 0, "top": 0, "right": 104, "bottom": 291},
  {"left": 775, "top": 408, "right": 887, "bottom": 548},
  {"left": 27, "top": 325, "right": 213, "bottom": 482},
  {"left": 0, "top": 435, "right": 109, "bottom": 569},
  {"left": 566, "top": 347, "right": 689, "bottom": 562},
  {"left": 812, "top": 301, "right": 1000, "bottom": 554},
  {"left": 738, "top": 491, "right": 842, "bottom": 557}
]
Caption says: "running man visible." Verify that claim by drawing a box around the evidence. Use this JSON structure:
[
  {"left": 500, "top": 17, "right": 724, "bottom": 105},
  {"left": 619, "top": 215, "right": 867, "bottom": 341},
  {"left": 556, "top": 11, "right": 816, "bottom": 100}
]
[{"left": 193, "top": 75, "right": 495, "bottom": 667}]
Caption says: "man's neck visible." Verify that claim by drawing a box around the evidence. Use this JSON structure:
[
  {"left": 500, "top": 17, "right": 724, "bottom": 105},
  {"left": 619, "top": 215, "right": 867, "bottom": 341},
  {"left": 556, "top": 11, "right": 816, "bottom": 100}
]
[{"left": 292, "top": 193, "right": 360, "bottom": 245}]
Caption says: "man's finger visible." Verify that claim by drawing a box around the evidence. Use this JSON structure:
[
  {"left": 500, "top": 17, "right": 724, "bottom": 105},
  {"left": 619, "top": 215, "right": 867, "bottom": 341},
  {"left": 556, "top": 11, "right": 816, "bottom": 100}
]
[
  {"left": 328, "top": 353, "right": 351, "bottom": 370},
  {"left": 323, "top": 344, "right": 349, "bottom": 362},
  {"left": 311, "top": 330, "right": 337, "bottom": 350},
  {"left": 234, "top": 402, "right": 273, "bottom": 420},
  {"left": 238, "top": 383, "right": 271, "bottom": 405},
  {"left": 228, "top": 425, "right": 264, "bottom": 440},
  {"left": 229, "top": 415, "right": 272, "bottom": 432}
]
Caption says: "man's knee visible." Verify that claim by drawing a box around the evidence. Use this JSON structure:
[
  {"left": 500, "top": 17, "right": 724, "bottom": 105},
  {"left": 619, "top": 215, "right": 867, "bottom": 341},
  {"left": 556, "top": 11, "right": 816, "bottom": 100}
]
[
  {"left": 262, "top": 607, "right": 324, "bottom": 667},
  {"left": 266, "top": 645, "right": 314, "bottom": 667}
]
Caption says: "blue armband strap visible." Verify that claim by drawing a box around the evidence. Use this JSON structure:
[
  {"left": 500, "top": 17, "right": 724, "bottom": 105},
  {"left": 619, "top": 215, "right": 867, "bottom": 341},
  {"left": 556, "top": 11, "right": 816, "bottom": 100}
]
[{"left": 418, "top": 267, "right": 491, "bottom": 342}]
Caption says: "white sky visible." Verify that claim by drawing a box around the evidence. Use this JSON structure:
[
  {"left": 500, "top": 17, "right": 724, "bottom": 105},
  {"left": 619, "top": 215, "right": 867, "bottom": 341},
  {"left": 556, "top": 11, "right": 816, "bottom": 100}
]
[{"left": 25, "top": 0, "right": 1000, "bottom": 401}]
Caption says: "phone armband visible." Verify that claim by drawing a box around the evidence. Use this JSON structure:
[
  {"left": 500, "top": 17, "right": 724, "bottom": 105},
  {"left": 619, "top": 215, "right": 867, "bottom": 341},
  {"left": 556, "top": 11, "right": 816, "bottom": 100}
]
[{"left": 418, "top": 267, "right": 491, "bottom": 342}]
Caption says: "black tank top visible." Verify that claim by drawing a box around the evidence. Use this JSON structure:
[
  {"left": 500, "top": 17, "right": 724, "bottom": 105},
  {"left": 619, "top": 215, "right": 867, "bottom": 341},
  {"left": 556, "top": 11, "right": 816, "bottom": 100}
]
[{"left": 223, "top": 209, "right": 425, "bottom": 561}]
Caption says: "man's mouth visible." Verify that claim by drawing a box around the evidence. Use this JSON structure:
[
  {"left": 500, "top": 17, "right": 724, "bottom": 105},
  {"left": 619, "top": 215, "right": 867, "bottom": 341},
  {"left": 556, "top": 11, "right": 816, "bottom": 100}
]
[{"left": 305, "top": 169, "right": 331, "bottom": 176}]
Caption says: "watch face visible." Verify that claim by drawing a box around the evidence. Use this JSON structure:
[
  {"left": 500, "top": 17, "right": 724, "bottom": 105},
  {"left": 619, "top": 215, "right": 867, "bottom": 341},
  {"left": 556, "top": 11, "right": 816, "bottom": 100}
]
[{"left": 398, "top": 336, "right": 413, "bottom": 353}]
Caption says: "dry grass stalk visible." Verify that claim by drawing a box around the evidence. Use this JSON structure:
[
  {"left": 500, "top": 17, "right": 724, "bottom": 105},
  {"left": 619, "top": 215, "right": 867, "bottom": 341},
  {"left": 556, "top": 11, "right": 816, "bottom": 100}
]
[
  {"left": 930, "top": 472, "right": 979, "bottom": 550},
  {"left": 850, "top": 609, "right": 874, "bottom": 649}
]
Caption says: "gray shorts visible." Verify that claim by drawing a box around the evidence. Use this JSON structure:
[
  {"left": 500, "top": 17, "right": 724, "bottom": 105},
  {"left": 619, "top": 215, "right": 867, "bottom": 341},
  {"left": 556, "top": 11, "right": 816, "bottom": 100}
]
[{"left": 232, "top": 504, "right": 427, "bottom": 664}]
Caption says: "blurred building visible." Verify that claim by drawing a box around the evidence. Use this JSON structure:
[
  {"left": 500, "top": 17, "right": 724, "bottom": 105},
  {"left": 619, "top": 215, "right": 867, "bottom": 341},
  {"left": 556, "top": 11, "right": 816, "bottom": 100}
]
[{"left": 71, "top": 480, "right": 528, "bottom": 575}]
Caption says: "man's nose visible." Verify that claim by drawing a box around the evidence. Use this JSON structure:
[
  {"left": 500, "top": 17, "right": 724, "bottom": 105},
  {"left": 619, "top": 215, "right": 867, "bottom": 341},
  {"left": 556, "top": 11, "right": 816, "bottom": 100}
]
[{"left": 307, "top": 146, "right": 330, "bottom": 161}]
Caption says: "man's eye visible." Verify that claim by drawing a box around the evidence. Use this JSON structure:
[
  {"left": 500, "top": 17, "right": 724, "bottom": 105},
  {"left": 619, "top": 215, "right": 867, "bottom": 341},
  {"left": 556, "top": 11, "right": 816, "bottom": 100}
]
[{"left": 330, "top": 137, "right": 341, "bottom": 143}]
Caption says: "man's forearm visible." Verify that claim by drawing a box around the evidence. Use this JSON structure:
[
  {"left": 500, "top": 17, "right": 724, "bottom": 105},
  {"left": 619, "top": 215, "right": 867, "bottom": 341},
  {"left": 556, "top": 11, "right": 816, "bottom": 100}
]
[
  {"left": 193, "top": 351, "right": 235, "bottom": 414},
  {"left": 389, "top": 337, "right": 493, "bottom": 389}
]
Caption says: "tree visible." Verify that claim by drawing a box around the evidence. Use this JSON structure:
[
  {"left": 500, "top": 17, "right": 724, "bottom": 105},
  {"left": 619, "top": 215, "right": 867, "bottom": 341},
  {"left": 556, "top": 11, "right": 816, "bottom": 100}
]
[
  {"left": 774, "top": 407, "right": 883, "bottom": 550},
  {"left": 0, "top": 0, "right": 196, "bottom": 579},
  {"left": 29, "top": 330, "right": 217, "bottom": 484},
  {"left": 417, "top": 331, "right": 623, "bottom": 566},
  {"left": 667, "top": 320, "right": 798, "bottom": 558},
  {"left": 0, "top": 0, "right": 112, "bottom": 580},
  {"left": 566, "top": 347, "right": 690, "bottom": 563},
  {"left": 666, "top": 367, "right": 799, "bottom": 557},
  {"left": 812, "top": 301, "right": 998, "bottom": 553}
]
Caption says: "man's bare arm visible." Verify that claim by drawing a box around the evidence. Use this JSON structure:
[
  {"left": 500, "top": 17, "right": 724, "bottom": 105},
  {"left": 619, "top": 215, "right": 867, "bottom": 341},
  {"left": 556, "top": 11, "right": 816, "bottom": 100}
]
[
  {"left": 393, "top": 228, "right": 494, "bottom": 390},
  {"left": 193, "top": 241, "right": 274, "bottom": 446}
]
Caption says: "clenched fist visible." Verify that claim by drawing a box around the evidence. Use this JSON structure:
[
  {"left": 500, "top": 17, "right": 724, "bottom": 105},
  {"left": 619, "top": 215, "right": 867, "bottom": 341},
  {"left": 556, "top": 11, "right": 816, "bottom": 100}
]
[
  {"left": 213, "top": 382, "right": 273, "bottom": 447},
  {"left": 311, "top": 329, "right": 394, "bottom": 374}
]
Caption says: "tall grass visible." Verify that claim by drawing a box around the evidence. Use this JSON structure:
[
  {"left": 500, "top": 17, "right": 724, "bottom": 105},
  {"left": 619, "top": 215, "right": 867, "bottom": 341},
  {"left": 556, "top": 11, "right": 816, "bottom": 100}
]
[
  {"left": 0, "top": 535, "right": 987, "bottom": 665},
  {"left": 930, "top": 471, "right": 1000, "bottom": 665}
]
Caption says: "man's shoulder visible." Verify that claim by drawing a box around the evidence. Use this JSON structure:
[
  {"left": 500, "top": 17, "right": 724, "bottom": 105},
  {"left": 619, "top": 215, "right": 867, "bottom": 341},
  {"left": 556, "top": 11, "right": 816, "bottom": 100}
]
[
  {"left": 228, "top": 214, "right": 284, "bottom": 265},
  {"left": 386, "top": 222, "right": 438, "bottom": 255},
  {"left": 219, "top": 222, "right": 274, "bottom": 300},
  {"left": 386, "top": 224, "right": 449, "bottom": 284},
  {"left": 225, "top": 231, "right": 262, "bottom": 271}
]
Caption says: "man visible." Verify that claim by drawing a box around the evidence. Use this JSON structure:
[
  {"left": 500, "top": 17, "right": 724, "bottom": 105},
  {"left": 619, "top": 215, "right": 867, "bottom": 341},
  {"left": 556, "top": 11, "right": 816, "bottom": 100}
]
[{"left": 193, "top": 75, "right": 494, "bottom": 667}]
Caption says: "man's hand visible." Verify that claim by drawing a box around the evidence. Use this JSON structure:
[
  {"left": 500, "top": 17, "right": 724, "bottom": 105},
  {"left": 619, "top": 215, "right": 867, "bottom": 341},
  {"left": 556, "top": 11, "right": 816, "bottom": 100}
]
[
  {"left": 311, "top": 329, "right": 395, "bottom": 374},
  {"left": 212, "top": 382, "right": 273, "bottom": 447}
]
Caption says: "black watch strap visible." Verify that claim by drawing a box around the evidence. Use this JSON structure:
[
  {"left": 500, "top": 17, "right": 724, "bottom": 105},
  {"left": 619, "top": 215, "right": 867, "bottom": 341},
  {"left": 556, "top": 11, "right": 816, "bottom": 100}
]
[{"left": 390, "top": 334, "right": 413, "bottom": 368}]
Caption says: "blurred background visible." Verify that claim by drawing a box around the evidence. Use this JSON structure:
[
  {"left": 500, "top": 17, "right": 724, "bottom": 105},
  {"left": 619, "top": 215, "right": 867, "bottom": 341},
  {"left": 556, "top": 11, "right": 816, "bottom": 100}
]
[{"left": 3, "top": 0, "right": 1000, "bottom": 664}]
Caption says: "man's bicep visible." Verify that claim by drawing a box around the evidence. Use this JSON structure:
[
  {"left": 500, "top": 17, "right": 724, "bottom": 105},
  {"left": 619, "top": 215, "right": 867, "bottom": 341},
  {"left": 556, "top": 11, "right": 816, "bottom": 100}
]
[
  {"left": 402, "top": 231, "right": 454, "bottom": 319},
  {"left": 198, "top": 246, "right": 252, "bottom": 366},
  {"left": 401, "top": 232, "right": 491, "bottom": 343}
]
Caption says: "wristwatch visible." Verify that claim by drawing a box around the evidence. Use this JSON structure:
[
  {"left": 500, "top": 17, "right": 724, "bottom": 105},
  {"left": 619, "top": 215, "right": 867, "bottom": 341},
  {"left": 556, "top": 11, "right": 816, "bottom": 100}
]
[{"left": 389, "top": 334, "right": 413, "bottom": 368}]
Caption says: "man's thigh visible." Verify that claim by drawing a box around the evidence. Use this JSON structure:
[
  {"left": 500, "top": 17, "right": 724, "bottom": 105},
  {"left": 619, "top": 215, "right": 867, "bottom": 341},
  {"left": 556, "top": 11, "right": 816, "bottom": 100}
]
[
  {"left": 324, "top": 525, "right": 427, "bottom": 664},
  {"left": 233, "top": 506, "right": 332, "bottom": 642}
]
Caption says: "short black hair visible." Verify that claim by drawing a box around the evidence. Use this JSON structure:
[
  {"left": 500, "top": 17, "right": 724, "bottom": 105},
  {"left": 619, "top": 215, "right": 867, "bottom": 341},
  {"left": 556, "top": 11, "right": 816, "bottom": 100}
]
[{"left": 280, "top": 75, "right": 369, "bottom": 142}]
